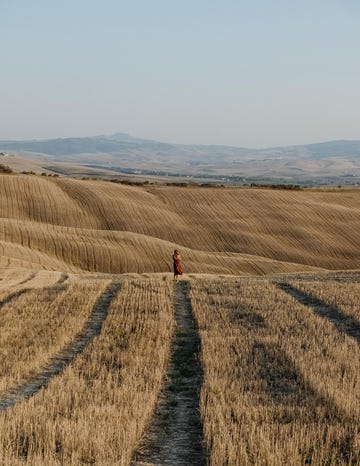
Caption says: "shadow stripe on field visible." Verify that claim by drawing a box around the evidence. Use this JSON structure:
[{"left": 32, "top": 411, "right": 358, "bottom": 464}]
[
  {"left": 277, "top": 282, "right": 360, "bottom": 342},
  {"left": 0, "top": 273, "right": 69, "bottom": 311},
  {"left": 17, "top": 271, "right": 37, "bottom": 286},
  {"left": 132, "top": 280, "right": 205, "bottom": 466},
  {"left": 0, "top": 288, "right": 32, "bottom": 310},
  {"left": 250, "top": 340, "right": 344, "bottom": 421},
  {"left": 0, "top": 280, "right": 121, "bottom": 411}
]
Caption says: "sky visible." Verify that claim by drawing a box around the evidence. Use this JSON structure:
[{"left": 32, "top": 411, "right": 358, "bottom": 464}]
[{"left": 1, "top": 0, "right": 360, "bottom": 148}]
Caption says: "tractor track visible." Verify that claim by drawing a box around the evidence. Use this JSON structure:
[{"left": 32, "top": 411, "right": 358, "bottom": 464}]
[
  {"left": 0, "top": 281, "right": 120, "bottom": 411},
  {"left": 277, "top": 282, "right": 360, "bottom": 342},
  {"left": 132, "top": 280, "right": 205, "bottom": 466}
]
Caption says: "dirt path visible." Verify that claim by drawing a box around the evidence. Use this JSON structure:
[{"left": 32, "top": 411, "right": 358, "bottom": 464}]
[
  {"left": 133, "top": 280, "right": 205, "bottom": 466},
  {"left": 0, "top": 280, "right": 120, "bottom": 411},
  {"left": 278, "top": 282, "right": 360, "bottom": 342}
]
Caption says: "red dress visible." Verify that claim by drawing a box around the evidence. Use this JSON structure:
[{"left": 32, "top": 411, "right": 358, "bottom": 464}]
[{"left": 173, "top": 254, "right": 183, "bottom": 275}]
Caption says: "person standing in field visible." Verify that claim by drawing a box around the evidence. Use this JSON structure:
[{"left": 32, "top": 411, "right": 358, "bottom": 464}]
[{"left": 173, "top": 249, "right": 183, "bottom": 281}]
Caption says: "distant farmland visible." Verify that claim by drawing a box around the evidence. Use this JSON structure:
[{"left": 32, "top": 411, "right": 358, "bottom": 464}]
[{"left": 1, "top": 134, "right": 360, "bottom": 185}]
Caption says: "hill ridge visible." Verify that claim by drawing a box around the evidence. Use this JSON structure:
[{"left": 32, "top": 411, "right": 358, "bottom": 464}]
[{"left": 1, "top": 174, "right": 359, "bottom": 274}]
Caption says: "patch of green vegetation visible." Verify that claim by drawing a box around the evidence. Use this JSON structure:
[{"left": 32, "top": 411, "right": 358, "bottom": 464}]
[
  {"left": 0, "top": 163, "right": 13, "bottom": 174},
  {"left": 168, "top": 331, "right": 196, "bottom": 394}
]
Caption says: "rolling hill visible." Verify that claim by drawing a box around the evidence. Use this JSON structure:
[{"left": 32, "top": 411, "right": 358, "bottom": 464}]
[{"left": 0, "top": 173, "right": 359, "bottom": 274}]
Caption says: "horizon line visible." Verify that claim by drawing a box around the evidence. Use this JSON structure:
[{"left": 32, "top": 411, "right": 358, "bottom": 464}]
[{"left": 1, "top": 133, "right": 360, "bottom": 151}]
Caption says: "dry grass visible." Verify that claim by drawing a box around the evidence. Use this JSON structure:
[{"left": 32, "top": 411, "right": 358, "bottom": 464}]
[
  {"left": 1, "top": 174, "right": 359, "bottom": 274},
  {"left": 0, "top": 269, "right": 64, "bottom": 289},
  {"left": 0, "top": 218, "right": 323, "bottom": 275},
  {"left": 0, "top": 238, "right": 80, "bottom": 272},
  {"left": 0, "top": 267, "right": 35, "bottom": 287},
  {"left": 0, "top": 279, "right": 109, "bottom": 395},
  {"left": 0, "top": 269, "right": 64, "bottom": 306},
  {"left": 0, "top": 277, "right": 174, "bottom": 465},
  {"left": 0, "top": 154, "right": 118, "bottom": 178},
  {"left": 290, "top": 279, "right": 360, "bottom": 322},
  {"left": 190, "top": 276, "right": 360, "bottom": 465}
]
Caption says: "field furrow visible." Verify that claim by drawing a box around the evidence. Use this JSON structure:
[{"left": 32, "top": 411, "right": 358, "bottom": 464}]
[
  {"left": 0, "top": 218, "right": 324, "bottom": 275},
  {"left": 2, "top": 175, "right": 360, "bottom": 273},
  {"left": 0, "top": 175, "right": 96, "bottom": 227}
]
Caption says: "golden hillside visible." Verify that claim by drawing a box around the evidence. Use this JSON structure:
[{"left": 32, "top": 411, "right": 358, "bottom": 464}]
[{"left": 1, "top": 174, "right": 359, "bottom": 274}]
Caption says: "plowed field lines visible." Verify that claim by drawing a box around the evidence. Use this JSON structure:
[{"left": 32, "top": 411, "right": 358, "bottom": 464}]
[{"left": 2, "top": 175, "right": 360, "bottom": 273}]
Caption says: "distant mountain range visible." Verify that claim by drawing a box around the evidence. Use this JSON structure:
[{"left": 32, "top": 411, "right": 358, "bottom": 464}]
[
  {"left": 1, "top": 132, "right": 360, "bottom": 157},
  {"left": 1, "top": 133, "right": 360, "bottom": 185}
]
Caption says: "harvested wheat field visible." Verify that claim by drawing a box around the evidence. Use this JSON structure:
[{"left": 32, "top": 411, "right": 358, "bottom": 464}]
[
  {"left": 0, "top": 273, "right": 174, "bottom": 464},
  {"left": 1, "top": 173, "right": 360, "bottom": 464},
  {"left": 190, "top": 275, "right": 360, "bottom": 465}
]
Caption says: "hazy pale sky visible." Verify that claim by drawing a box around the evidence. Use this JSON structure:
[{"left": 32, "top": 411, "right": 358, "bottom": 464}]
[{"left": 1, "top": 0, "right": 359, "bottom": 147}]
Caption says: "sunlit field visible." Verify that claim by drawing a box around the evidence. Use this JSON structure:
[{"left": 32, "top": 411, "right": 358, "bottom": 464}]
[
  {"left": 1, "top": 175, "right": 359, "bottom": 274},
  {"left": 0, "top": 174, "right": 359, "bottom": 464},
  {"left": 190, "top": 276, "right": 360, "bottom": 465},
  {"left": 0, "top": 274, "right": 174, "bottom": 465}
]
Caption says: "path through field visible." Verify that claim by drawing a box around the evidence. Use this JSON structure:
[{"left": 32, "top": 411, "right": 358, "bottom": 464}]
[
  {"left": 133, "top": 280, "right": 205, "bottom": 466},
  {"left": 278, "top": 282, "right": 360, "bottom": 341},
  {"left": 0, "top": 280, "right": 120, "bottom": 411}
]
